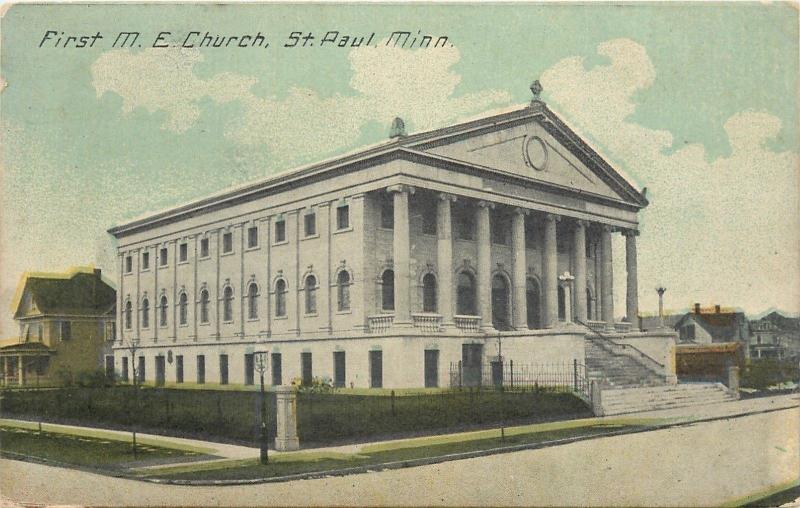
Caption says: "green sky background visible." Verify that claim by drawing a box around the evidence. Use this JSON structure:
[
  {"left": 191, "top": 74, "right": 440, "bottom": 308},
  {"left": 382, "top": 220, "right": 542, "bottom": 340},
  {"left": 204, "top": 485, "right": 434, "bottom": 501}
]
[{"left": 1, "top": 3, "right": 798, "bottom": 336}]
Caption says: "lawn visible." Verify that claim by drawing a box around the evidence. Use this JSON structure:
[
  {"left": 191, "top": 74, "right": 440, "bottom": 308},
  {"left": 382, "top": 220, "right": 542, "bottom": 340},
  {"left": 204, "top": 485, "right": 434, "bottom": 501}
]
[
  {"left": 138, "top": 421, "right": 651, "bottom": 481},
  {"left": 0, "top": 425, "right": 202, "bottom": 467}
]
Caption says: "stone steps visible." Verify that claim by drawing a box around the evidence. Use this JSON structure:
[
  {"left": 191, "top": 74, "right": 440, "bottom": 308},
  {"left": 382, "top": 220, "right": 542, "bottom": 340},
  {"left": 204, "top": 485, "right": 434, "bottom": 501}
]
[
  {"left": 585, "top": 338, "right": 664, "bottom": 389},
  {"left": 598, "top": 383, "right": 737, "bottom": 415}
]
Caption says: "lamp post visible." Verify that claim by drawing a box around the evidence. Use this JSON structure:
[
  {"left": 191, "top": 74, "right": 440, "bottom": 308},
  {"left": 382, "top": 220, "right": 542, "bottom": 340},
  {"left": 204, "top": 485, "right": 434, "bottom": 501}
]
[
  {"left": 656, "top": 286, "right": 667, "bottom": 328},
  {"left": 253, "top": 349, "right": 269, "bottom": 465}
]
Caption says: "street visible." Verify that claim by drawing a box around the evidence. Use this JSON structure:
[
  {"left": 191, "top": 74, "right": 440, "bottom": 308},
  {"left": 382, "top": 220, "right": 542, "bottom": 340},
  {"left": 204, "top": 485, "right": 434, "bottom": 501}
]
[{"left": 1, "top": 404, "right": 797, "bottom": 506}]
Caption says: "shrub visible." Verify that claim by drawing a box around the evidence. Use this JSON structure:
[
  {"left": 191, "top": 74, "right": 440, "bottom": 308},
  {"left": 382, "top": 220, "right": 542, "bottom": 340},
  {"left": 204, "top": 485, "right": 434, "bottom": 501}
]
[{"left": 741, "top": 359, "right": 800, "bottom": 390}]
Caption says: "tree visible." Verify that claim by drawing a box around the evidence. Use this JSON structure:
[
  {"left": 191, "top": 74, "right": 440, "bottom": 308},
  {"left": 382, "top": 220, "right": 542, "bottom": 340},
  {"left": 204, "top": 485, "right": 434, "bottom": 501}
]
[{"left": 121, "top": 336, "right": 141, "bottom": 459}]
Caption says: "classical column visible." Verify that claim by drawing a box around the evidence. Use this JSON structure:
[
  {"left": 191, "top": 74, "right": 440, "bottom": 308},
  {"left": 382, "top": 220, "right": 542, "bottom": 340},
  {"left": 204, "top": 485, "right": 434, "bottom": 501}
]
[
  {"left": 389, "top": 185, "right": 414, "bottom": 326},
  {"left": 476, "top": 201, "right": 495, "bottom": 330},
  {"left": 572, "top": 220, "right": 588, "bottom": 324},
  {"left": 600, "top": 225, "right": 615, "bottom": 331},
  {"left": 511, "top": 208, "right": 529, "bottom": 330},
  {"left": 18, "top": 355, "right": 24, "bottom": 386},
  {"left": 625, "top": 229, "right": 639, "bottom": 325},
  {"left": 542, "top": 213, "right": 559, "bottom": 328},
  {"left": 437, "top": 193, "right": 457, "bottom": 328}
]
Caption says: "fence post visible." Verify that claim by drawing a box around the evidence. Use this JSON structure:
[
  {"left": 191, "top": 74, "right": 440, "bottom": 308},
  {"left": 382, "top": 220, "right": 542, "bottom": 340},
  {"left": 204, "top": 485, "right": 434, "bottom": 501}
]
[
  {"left": 573, "top": 359, "right": 578, "bottom": 392},
  {"left": 391, "top": 390, "right": 396, "bottom": 417},
  {"left": 510, "top": 360, "right": 514, "bottom": 390},
  {"left": 458, "top": 361, "right": 463, "bottom": 388}
]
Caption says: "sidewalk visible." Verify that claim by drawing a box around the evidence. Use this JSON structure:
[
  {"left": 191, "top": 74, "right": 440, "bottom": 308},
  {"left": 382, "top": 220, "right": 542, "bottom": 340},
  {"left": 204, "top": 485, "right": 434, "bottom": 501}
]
[{"left": 3, "top": 393, "right": 798, "bottom": 473}]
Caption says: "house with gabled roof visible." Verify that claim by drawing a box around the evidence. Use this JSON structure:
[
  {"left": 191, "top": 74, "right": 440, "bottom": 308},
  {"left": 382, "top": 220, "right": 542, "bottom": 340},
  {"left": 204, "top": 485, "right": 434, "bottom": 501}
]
[
  {"left": 673, "top": 303, "right": 751, "bottom": 352},
  {"left": 1, "top": 267, "right": 116, "bottom": 386}
]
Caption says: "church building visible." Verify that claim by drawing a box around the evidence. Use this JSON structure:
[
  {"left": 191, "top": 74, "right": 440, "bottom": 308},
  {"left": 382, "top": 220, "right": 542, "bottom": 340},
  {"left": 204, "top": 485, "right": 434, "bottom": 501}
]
[{"left": 108, "top": 82, "right": 677, "bottom": 390}]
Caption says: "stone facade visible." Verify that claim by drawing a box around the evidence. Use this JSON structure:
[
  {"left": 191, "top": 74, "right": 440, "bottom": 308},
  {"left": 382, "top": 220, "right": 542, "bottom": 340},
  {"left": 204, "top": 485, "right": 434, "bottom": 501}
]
[{"left": 109, "top": 94, "right": 656, "bottom": 389}]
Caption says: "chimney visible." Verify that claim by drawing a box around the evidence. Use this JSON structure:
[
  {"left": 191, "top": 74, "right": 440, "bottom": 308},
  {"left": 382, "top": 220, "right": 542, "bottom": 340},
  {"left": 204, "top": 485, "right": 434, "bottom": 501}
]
[
  {"left": 694, "top": 303, "right": 701, "bottom": 314},
  {"left": 715, "top": 304, "right": 721, "bottom": 314}
]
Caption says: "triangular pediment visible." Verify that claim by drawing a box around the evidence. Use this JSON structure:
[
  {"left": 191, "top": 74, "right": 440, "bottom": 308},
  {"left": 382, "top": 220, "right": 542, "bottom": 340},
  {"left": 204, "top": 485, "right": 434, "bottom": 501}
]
[{"left": 418, "top": 118, "right": 628, "bottom": 202}]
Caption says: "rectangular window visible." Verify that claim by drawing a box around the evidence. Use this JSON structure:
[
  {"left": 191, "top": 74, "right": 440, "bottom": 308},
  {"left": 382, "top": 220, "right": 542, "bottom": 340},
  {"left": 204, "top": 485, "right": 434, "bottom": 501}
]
[
  {"left": 275, "top": 219, "right": 286, "bottom": 243},
  {"left": 196, "top": 355, "right": 206, "bottom": 384},
  {"left": 424, "top": 350, "right": 439, "bottom": 388},
  {"left": 336, "top": 205, "right": 350, "bottom": 230},
  {"left": 381, "top": 199, "right": 394, "bottom": 229},
  {"left": 137, "top": 356, "right": 145, "bottom": 384},
  {"left": 491, "top": 215, "right": 508, "bottom": 245},
  {"left": 222, "top": 232, "right": 233, "bottom": 253},
  {"left": 60, "top": 321, "right": 71, "bottom": 341},
  {"left": 219, "top": 354, "right": 229, "bottom": 385},
  {"left": 159, "top": 247, "right": 168, "bottom": 267},
  {"left": 155, "top": 356, "right": 165, "bottom": 386},
  {"left": 200, "top": 238, "right": 209, "bottom": 258},
  {"left": 105, "top": 355, "right": 115, "bottom": 380},
  {"left": 219, "top": 355, "right": 228, "bottom": 385},
  {"left": 333, "top": 351, "right": 346, "bottom": 388},
  {"left": 125, "top": 256, "right": 132, "bottom": 273},
  {"left": 304, "top": 213, "right": 316, "bottom": 237},
  {"left": 141, "top": 252, "right": 150, "bottom": 270},
  {"left": 247, "top": 226, "right": 258, "bottom": 248},
  {"left": 244, "top": 353, "right": 255, "bottom": 385},
  {"left": 301, "top": 352, "right": 313, "bottom": 386},
  {"left": 455, "top": 208, "right": 475, "bottom": 240},
  {"left": 175, "top": 355, "right": 184, "bottom": 384},
  {"left": 179, "top": 243, "right": 188, "bottom": 262},
  {"left": 271, "top": 353, "right": 282, "bottom": 386},
  {"left": 369, "top": 350, "right": 383, "bottom": 389},
  {"left": 525, "top": 221, "right": 538, "bottom": 250},
  {"left": 121, "top": 357, "right": 129, "bottom": 382},
  {"left": 682, "top": 324, "right": 696, "bottom": 341}
]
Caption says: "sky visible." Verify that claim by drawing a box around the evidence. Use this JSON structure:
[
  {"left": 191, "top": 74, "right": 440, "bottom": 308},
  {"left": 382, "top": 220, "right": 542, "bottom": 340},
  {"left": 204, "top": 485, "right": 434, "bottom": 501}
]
[{"left": 1, "top": 3, "right": 798, "bottom": 336}]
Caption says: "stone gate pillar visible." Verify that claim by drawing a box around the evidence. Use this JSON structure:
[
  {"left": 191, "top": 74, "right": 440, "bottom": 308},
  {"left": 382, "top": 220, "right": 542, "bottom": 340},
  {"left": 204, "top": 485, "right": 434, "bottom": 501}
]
[{"left": 275, "top": 385, "right": 300, "bottom": 451}]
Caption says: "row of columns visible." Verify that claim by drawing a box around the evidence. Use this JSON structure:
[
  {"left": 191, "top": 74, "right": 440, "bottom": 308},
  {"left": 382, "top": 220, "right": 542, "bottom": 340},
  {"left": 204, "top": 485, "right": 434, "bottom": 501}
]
[{"left": 388, "top": 185, "right": 639, "bottom": 332}]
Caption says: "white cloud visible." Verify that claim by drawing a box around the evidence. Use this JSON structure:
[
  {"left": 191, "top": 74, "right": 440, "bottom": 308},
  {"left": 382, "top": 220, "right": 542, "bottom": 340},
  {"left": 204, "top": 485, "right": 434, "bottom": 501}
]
[
  {"left": 541, "top": 38, "right": 800, "bottom": 316},
  {"left": 91, "top": 43, "right": 511, "bottom": 163}
]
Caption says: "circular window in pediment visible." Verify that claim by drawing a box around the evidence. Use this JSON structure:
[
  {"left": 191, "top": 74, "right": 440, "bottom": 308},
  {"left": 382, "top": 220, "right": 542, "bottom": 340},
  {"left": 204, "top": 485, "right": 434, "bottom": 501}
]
[{"left": 523, "top": 136, "right": 548, "bottom": 171}]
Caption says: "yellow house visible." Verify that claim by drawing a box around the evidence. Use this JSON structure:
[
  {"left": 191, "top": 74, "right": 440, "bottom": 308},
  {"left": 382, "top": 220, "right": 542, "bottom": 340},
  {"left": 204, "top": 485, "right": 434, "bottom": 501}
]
[{"left": 1, "top": 267, "right": 116, "bottom": 386}]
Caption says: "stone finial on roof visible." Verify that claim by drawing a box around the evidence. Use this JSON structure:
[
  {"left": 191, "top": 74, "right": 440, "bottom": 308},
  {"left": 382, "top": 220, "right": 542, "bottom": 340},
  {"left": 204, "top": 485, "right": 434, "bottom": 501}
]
[
  {"left": 530, "top": 79, "right": 543, "bottom": 105},
  {"left": 389, "top": 117, "right": 406, "bottom": 139}
]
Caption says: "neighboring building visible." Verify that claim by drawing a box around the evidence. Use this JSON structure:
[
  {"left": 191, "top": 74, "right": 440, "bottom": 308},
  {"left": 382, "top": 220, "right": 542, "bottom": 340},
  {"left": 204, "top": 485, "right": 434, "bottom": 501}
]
[
  {"left": 749, "top": 311, "right": 800, "bottom": 360},
  {"left": 673, "top": 304, "right": 751, "bottom": 355},
  {"left": 108, "top": 83, "right": 675, "bottom": 389},
  {"left": 1, "top": 267, "right": 116, "bottom": 386}
]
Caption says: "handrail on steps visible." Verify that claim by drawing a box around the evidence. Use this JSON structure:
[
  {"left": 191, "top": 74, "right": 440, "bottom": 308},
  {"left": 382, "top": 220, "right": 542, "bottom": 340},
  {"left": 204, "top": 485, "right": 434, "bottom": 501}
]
[{"left": 575, "top": 319, "right": 665, "bottom": 371}]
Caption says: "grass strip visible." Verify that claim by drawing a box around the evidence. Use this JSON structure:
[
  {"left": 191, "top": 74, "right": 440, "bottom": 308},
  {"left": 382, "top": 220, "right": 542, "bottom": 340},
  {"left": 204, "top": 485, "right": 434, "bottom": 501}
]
[
  {"left": 138, "top": 422, "right": 649, "bottom": 481},
  {"left": 0, "top": 425, "right": 201, "bottom": 466}
]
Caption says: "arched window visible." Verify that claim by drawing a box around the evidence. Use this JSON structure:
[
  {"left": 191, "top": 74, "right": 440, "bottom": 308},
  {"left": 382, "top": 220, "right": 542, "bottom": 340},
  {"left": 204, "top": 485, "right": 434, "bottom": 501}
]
[
  {"left": 247, "top": 282, "right": 259, "bottom": 320},
  {"left": 179, "top": 292, "right": 188, "bottom": 325},
  {"left": 527, "top": 278, "right": 541, "bottom": 329},
  {"left": 199, "top": 289, "right": 210, "bottom": 324},
  {"left": 337, "top": 271, "right": 351, "bottom": 312},
  {"left": 124, "top": 301, "right": 132, "bottom": 329},
  {"left": 275, "top": 279, "right": 287, "bottom": 317},
  {"left": 381, "top": 270, "right": 395, "bottom": 311},
  {"left": 223, "top": 286, "right": 234, "bottom": 322},
  {"left": 305, "top": 275, "right": 317, "bottom": 314},
  {"left": 422, "top": 273, "right": 437, "bottom": 313},
  {"left": 159, "top": 295, "right": 168, "bottom": 327},
  {"left": 557, "top": 286, "right": 566, "bottom": 321},
  {"left": 492, "top": 274, "right": 510, "bottom": 330},
  {"left": 141, "top": 298, "right": 150, "bottom": 328},
  {"left": 456, "top": 272, "right": 476, "bottom": 315}
]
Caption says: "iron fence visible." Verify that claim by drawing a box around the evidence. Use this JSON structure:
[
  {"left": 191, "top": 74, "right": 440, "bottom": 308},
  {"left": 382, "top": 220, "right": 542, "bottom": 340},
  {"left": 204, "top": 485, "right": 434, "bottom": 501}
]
[{"left": 449, "top": 360, "right": 590, "bottom": 399}]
